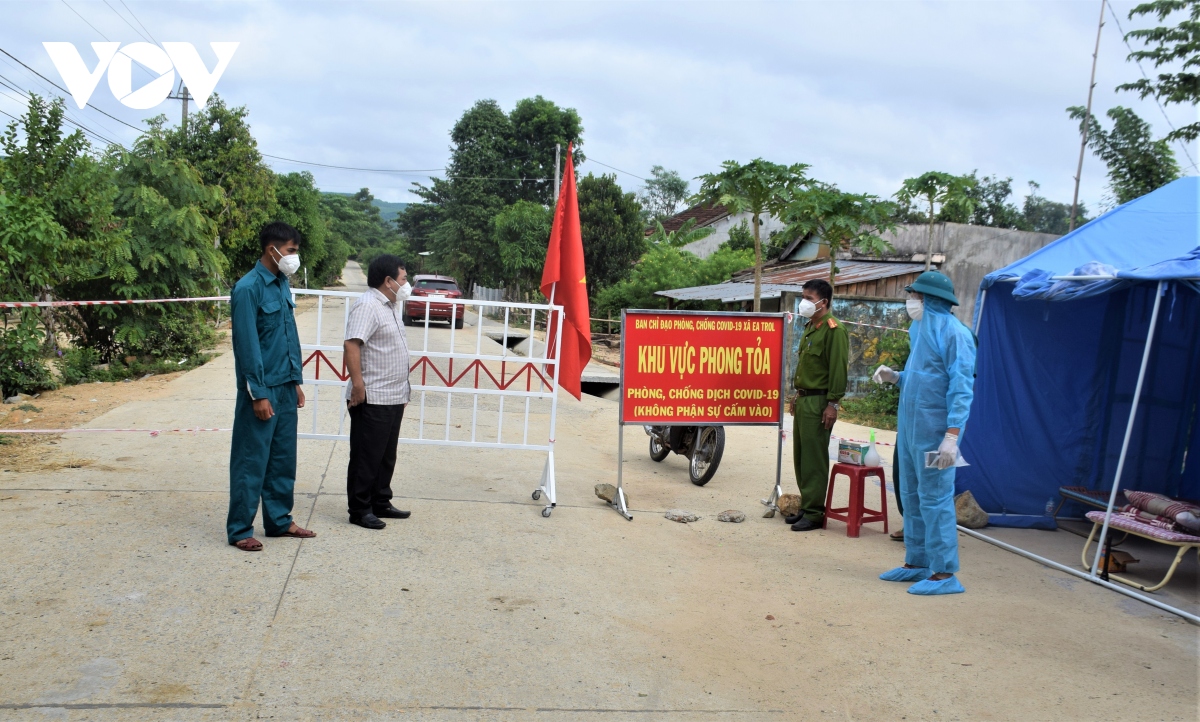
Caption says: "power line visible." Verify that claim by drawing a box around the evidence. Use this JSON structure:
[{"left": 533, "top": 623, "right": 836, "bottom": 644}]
[
  {"left": 0, "top": 47, "right": 145, "bottom": 135},
  {"left": 115, "top": 0, "right": 158, "bottom": 44},
  {"left": 1107, "top": 2, "right": 1198, "bottom": 173},
  {"left": 0, "top": 67, "right": 130, "bottom": 146},
  {"left": 584, "top": 157, "right": 647, "bottom": 182},
  {"left": 101, "top": 0, "right": 154, "bottom": 44},
  {"left": 0, "top": 71, "right": 125, "bottom": 147},
  {"left": 262, "top": 154, "right": 446, "bottom": 173},
  {"left": 60, "top": 0, "right": 111, "bottom": 41}
]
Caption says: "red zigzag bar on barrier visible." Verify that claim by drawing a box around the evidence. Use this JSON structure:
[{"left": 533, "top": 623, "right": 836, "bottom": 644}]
[{"left": 301, "top": 351, "right": 555, "bottom": 391}]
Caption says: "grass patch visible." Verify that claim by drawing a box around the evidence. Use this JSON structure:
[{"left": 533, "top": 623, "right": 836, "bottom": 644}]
[
  {"left": 840, "top": 383, "right": 899, "bottom": 431},
  {"left": 16, "top": 403, "right": 41, "bottom": 413}
]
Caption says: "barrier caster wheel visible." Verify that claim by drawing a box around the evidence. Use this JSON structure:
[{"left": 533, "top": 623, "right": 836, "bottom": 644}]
[
  {"left": 541, "top": 507, "right": 552, "bottom": 518},
  {"left": 532, "top": 490, "right": 542, "bottom": 501}
]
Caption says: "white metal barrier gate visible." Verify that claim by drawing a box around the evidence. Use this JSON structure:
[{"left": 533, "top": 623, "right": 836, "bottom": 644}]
[{"left": 291, "top": 289, "right": 564, "bottom": 517}]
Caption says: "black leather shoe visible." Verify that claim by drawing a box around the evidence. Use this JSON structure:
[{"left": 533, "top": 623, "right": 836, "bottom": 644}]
[
  {"left": 374, "top": 505, "right": 411, "bottom": 519},
  {"left": 784, "top": 513, "right": 804, "bottom": 525},
  {"left": 350, "top": 513, "right": 386, "bottom": 530},
  {"left": 791, "top": 517, "right": 822, "bottom": 532}
]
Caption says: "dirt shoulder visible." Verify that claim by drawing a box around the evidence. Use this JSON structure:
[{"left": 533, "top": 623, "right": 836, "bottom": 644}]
[{"left": 0, "top": 334, "right": 231, "bottom": 472}]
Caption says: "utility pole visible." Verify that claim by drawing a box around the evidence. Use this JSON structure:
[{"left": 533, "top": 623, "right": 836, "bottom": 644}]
[
  {"left": 1069, "top": 0, "right": 1105, "bottom": 233},
  {"left": 554, "top": 143, "right": 561, "bottom": 202},
  {"left": 168, "top": 79, "right": 191, "bottom": 139}
]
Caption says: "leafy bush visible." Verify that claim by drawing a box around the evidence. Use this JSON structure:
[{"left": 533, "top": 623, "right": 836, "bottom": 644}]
[
  {"left": 0, "top": 315, "right": 55, "bottom": 397},
  {"left": 56, "top": 346, "right": 211, "bottom": 385}
]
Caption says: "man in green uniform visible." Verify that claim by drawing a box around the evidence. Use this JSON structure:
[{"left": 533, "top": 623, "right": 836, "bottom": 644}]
[
  {"left": 786, "top": 278, "right": 849, "bottom": 532},
  {"left": 227, "top": 222, "right": 316, "bottom": 551}
]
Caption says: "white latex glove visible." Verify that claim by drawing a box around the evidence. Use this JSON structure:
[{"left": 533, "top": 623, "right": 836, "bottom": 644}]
[
  {"left": 872, "top": 365, "right": 899, "bottom": 385},
  {"left": 936, "top": 433, "right": 959, "bottom": 470}
]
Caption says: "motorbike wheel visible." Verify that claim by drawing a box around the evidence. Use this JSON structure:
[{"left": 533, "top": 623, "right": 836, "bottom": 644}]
[
  {"left": 649, "top": 433, "right": 670, "bottom": 462},
  {"left": 688, "top": 426, "right": 725, "bottom": 486}
]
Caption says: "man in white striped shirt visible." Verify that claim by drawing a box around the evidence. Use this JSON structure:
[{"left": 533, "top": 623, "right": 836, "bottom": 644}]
[{"left": 343, "top": 255, "right": 413, "bottom": 530}]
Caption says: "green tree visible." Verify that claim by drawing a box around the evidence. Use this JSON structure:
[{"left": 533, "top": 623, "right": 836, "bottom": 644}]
[
  {"left": 578, "top": 172, "right": 647, "bottom": 295},
  {"left": 953, "top": 172, "right": 1024, "bottom": 228},
  {"left": 71, "top": 130, "right": 224, "bottom": 360},
  {"left": 491, "top": 200, "right": 552, "bottom": 299},
  {"left": 646, "top": 217, "right": 714, "bottom": 248},
  {"left": 417, "top": 100, "right": 516, "bottom": 289},
  {"left": 1067, "top": 105, "right": 1181, "bottom": 206},
  {"left": 638, "top": 166, "right": 690, "bottom": 223},
  {"left": 594, "top": 245, "right": 755, "bottom": 315},
  {"left": 1118, "top": 0, "right": 1200, "bottom": 143},
  {"left": 509, "top": 95, "right": 584, "bottom": 205},
  {"left": 782, "top": 183, "right": 896, "bottom": 287},
  {"left": 275, "top": 171, "right": 342, "bottom": 286},
  {"left": 321, "top": 189, "right": 405, "bottom": 267},
  {"left": 894, "top": 172, "right": 977, "bottom": 270},
  {"left": 691, "top": 159, "right": 810, "bottom": 311},
  {"left": 0, "top": 95, "right": 124, "bottom": 354},
  {"left": 1022, "top": 181, "right": 1089, "bottom": 234},
  {"left": 162, "top": 95, "right": 278, "bottom": 279}
]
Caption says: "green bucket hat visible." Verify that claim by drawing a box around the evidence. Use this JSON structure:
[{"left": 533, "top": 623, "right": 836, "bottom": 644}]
[{"left": 905, "top": 271, "right": 959, "bottom": 306}]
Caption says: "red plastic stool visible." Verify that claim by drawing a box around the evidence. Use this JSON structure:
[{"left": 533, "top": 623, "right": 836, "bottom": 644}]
[{"left": 823, "top": 463, "right": 888, "bottom": 538}]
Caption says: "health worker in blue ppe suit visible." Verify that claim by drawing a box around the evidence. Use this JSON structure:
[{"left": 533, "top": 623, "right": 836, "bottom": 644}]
[{"left": 872, "top": 271, "right": 975, "bottom": 595}]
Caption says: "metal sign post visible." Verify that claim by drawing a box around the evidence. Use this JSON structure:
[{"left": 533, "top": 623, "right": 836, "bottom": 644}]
[{"left": 614, "top": 309, "right": 787, "bottom": 520}]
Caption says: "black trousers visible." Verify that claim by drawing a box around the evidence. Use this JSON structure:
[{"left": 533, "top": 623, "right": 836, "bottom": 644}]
[{"left": 346, "top": 402, "right": 405, "bottom": 517}]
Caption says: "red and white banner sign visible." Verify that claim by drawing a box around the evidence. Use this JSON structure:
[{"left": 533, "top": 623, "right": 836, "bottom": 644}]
[{"left": 620, "top": 310, "right": 785, "bottom": 425}]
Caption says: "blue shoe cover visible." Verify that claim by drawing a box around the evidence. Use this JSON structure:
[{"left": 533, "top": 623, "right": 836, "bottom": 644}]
[
  {"left": 879, "top": 566, "right": 930, "bottom": 582},
  {"left": 907, "top": 576, "right": 965, "bottom": 595}
]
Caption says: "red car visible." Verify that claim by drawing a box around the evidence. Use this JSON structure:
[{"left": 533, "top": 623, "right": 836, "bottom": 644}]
[{"left": 403, "top": 274, "right": 466, "bottom": 329}]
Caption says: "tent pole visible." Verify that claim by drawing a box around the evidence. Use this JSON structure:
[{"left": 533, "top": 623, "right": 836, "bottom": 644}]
[
  {"left": 1089, "top": 280, "right": 1165, "bottom": 576},
  {"left": 974, "top": 289, "right": 988, "bottom": 334},
  {"left": 959, "top": 526, "right": 1200, "bottom": 625}
]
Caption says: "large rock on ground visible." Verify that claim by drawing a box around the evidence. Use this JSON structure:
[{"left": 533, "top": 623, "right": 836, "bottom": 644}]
[
  {"left": 594, "top": 483, "right": 628, "bottom": 506},
  {"left": 717, "top": 510, "right": 746, "bottom": 523},
  {"left": 955, "top": 490, "right": 989, "bottom": 529},
  {"left": 665, "top": 509, "right": 699, "bottom": 523},
  {"left": 776, "top": 494, "right": 801, "bottom": 518}
]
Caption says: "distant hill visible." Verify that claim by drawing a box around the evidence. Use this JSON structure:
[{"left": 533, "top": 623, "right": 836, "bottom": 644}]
[{"left": 323, "top": 193, "right": 409, "bottom": 222}]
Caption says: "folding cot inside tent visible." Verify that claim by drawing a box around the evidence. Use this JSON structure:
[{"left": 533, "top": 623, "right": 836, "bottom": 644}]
[{"left": 954, "top": 177, "right": 1200, "bottom": 622}]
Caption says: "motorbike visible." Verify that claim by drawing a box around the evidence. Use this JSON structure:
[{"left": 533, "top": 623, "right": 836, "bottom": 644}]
[{"left": 644, "top": 425, "right": 726, "bottom": 486}]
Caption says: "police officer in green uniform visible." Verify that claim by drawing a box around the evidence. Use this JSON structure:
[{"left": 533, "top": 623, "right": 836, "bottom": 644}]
[
  {"left": 226, "top": 222, "right": 316, "bottom": 551},
  {"left": 786, "top": 278, "right": 849, "bottom": 532}
]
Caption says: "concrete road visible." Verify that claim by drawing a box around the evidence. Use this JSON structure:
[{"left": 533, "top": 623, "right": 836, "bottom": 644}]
[{"left": 0, "top": 268, "right": 1196, "bottom": 721}]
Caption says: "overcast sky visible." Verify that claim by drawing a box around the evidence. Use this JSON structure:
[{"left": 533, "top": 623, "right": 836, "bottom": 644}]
[{"left": 2, "top": 0, "right": 1196, "bottom": 214}]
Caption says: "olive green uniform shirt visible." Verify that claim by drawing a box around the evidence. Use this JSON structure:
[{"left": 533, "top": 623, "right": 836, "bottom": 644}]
[{"left": 793, "top": 315, "right": 850, "bottom": 403}]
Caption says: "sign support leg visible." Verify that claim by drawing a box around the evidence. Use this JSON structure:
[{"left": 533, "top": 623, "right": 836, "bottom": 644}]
[
  {"left": 613, "top": 424, "right": 632, "bottom": 520},
  {"left": 762, "top": 424, "right": 785, "bottom": 517}
]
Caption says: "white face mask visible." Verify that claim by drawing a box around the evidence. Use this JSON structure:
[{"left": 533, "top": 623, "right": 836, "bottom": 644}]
[
  {"left": 797, "top": 298, "right": 820, "bottom": 319},
  {"left": 386, "top": 278, "right": 411, "bottom": 302},
  {"left": 906, "top": 298, "right": 924, "bottom": 321},
  {"left": 272, "top": 246, "right": 301, "bottom": 276}
]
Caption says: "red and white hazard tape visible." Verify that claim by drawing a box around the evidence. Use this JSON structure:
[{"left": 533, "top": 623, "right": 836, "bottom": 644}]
[
  {"left": 839, "top": 319, "right": 908, "bottom": 334},
  {"left": 784, "top": 312, "right": 906, "bottom": 334},
  {"left": 0, "top": 427, "right": 230, "bottom": 436},
  {"left": 0, "top": 296, "right": 229, "bottom": 309}
]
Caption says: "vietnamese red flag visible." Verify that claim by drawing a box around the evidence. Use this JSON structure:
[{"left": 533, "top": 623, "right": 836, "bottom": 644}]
[{"left": 540, "top": 143, "right": 591, "bottom": 400}]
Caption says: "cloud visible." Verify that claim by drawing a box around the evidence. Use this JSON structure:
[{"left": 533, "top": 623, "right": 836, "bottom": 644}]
[{"left": 2, "top": 0, "right": 1194, "bottom": 211}]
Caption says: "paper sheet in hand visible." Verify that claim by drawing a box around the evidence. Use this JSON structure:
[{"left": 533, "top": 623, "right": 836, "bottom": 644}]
[{"left": 925, "top": 451, "right": 969, "bottom": 468}]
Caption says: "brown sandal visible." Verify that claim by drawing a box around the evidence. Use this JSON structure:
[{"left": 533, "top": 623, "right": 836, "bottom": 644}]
[
  {"left": 890, "top": 529, "right": 904, "bottom": 541},
  {"left": 276, "top": 523, "right": 316, "bottom": 539},
  {"left": 233, "top": 537, "right": 263, "bottom": 551}
]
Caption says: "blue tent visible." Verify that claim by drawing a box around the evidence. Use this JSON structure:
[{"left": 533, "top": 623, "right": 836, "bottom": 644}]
[{"left": 958, "top": 177, "right": 1200, "bottom": 528}]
